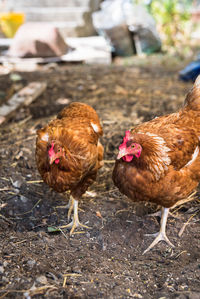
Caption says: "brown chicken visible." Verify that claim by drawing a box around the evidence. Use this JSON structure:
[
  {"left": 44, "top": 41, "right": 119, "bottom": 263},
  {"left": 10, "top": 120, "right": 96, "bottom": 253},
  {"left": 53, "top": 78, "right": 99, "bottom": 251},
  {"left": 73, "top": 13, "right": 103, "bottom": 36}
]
[
  {"left": 113, "top": 76, "right": 200, "bottom": 253},
  {"left": 35, "top": 102, "right": 103, "bottom": 234}
]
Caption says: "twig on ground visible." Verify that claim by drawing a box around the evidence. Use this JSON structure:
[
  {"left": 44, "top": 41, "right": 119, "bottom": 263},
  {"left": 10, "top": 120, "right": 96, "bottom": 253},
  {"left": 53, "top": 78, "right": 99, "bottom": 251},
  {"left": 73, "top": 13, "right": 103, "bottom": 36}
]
[
  {"left": 15, "top": 198, "right": 42, "bottom": 216},
  {"left": 178, "top": 212, "right": 198, "bottom": 237}
]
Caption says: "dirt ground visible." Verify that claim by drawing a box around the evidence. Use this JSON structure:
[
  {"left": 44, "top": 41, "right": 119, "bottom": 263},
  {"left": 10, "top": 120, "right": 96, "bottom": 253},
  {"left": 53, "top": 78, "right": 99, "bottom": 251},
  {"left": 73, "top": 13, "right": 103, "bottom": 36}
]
[{"left": 0, "top": 58, "right": 200, "bottom": 298}]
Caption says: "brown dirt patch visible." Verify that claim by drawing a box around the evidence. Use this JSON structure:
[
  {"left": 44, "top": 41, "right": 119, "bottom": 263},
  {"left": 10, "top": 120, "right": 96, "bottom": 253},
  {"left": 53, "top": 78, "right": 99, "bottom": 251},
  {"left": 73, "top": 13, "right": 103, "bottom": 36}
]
[{"left": 0, "top": 61, "right": 199, "bottom": 298}]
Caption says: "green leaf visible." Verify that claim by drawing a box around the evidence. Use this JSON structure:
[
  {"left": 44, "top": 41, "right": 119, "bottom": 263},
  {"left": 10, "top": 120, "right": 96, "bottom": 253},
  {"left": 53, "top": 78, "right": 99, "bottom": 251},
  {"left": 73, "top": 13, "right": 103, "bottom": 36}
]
[{"left": 47, "top": 226, "right": 60, "bottom": 233}]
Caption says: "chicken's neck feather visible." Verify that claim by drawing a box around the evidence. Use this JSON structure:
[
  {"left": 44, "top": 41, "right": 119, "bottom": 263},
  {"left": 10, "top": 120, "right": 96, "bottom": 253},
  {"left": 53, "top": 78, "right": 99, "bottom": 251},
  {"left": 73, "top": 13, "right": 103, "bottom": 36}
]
[{"left": 132, "top": 132, "right": 171, "bottom": 180}]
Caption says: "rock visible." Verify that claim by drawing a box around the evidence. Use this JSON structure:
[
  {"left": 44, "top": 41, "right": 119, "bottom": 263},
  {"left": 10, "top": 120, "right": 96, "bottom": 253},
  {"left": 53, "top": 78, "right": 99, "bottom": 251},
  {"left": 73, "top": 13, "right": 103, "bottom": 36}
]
[
  {"left": 8, "top": 22, "right": 69, "bottom": 58},
  {"left": 2, "top": 276, "right": 9, "bottom": 282},
  {"left": 27, "top": 259, "right": 36, "bottom": 268},
  {"left": 36, "top": 275, "right": 48, "bottom": 285},
  {"left": 72, "top": 265, "right": 82, "bottom": 274},
  {"left": 20, "top": 195, "right": 28, "bottom": 203},
  {"left": 0, "top": 266, "right": 4, "bottom": 274},
  {"left": 11, "top": 174, "right": 25, "bottom": 189},
  {"left": 12, "top": 179, "right": 23, "bottom": 188}
]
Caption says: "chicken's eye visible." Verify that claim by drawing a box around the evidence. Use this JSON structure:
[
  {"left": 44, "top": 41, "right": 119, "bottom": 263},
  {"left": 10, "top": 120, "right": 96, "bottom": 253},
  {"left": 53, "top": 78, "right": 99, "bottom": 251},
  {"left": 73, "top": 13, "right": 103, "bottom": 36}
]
[{"left": 131, "top": 144, "right": 135, "bottom": 148}]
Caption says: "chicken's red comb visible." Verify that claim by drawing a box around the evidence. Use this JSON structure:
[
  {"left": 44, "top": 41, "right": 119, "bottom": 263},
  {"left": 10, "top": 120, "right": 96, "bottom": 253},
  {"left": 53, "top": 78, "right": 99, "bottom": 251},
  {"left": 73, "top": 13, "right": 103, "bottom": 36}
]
[
  {"left": 119, "top": 130, "right": 131, "bottom": 150},
  {"left": 123, "top": 130, "right": 131, "bottom": 142}
]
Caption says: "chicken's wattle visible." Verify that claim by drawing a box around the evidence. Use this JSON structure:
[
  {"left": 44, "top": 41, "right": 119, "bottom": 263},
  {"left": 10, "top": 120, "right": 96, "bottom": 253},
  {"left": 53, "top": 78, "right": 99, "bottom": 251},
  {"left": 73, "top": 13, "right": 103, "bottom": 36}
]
[{"left": 122, "top": 155, "right": 133, "bottom": 162}]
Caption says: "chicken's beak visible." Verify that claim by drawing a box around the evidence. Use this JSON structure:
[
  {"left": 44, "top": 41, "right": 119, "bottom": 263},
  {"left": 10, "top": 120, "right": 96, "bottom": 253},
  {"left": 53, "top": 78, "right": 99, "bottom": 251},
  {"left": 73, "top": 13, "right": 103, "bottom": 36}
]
[
  {"left": 49, "top": 156, "right": 55, "bottom": 165},
  {"left": 117, "top": 149, "right": 127, "bottom": 160}
]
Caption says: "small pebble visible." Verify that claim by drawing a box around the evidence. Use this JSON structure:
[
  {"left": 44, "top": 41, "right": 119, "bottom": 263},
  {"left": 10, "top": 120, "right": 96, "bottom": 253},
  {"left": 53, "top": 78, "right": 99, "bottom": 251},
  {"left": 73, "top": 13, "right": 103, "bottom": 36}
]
[
  {"left": 36, "top": 275, "right": 48, "bottom": 285},
  {"left": 27, "top": 259, "right": 36, "bottom": 268}
]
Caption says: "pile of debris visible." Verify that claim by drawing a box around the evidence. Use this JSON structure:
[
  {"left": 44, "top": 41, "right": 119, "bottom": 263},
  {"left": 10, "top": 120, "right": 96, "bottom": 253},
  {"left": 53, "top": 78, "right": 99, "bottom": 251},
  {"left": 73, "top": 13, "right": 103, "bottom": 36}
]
[
  {"left": 92, "top": 0, "right": 161, "bottom": 56},
  {"left": 0, "top": 0, "right": 161, "bottom": 66}
]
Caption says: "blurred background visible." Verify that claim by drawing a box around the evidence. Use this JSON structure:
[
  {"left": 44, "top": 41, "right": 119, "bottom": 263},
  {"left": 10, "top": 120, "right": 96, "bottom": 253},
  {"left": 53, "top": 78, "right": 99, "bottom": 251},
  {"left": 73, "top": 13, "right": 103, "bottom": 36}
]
[{"left": 0, "top": 0, "right": 199, "bottom": 72}]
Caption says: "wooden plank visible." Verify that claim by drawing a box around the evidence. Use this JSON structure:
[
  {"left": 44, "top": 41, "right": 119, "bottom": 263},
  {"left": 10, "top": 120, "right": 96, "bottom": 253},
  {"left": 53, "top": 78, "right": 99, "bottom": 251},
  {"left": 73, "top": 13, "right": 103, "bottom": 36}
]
[
  {"left": 0, "top": 55, "right": 83, "bottom": 64},
  {"left": 0, "top": 81, "right": 47, "bottom": 125}
]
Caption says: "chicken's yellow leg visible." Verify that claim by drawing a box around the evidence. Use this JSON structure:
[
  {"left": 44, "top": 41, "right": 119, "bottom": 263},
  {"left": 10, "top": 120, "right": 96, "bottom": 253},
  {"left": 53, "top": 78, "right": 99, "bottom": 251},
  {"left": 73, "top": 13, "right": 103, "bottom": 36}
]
[
  {"left": 143, "top": 207, "right": 175, "bottom": 254},
  {"left": 67, "top": 196, "right": 74, "bottom": 221},
  {"left": 59, "top": 199, "right": 91, "bottom": 235}
]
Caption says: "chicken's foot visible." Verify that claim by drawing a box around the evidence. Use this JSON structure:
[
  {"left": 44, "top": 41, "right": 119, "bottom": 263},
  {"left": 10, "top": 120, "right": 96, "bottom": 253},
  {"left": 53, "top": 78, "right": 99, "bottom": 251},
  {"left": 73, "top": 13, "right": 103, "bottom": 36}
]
[
  {"left": 59, "top": 199, "right": 91, "bottom": 235},
  {"left": 143, "top": 207, "right": 175, "bottom": 254}
]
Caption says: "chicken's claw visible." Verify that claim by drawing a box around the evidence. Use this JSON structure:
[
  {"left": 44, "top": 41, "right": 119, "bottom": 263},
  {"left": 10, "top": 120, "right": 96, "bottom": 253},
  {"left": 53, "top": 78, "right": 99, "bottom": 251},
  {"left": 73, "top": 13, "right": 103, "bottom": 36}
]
[
  {"left": 143, "top": 230, "right": 174, "bottom": 254},
  {"left": 60, "top": 219, "right": 91, "bottom": 235},
  {"left": 59, "top": 198, "right": 91, "bottom": 235},
  {"left": 143, "top": 207, "right": 175, "bottom": 254}
]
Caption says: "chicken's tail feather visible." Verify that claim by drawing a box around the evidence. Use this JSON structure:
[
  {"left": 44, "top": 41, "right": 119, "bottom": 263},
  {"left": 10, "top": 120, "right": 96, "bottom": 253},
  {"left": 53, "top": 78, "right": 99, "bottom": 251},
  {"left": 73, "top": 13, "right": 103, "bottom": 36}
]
[{"left": 184, "top": 75, "right": 200, "bottom": 110}]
